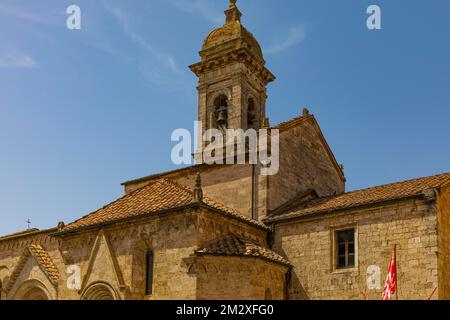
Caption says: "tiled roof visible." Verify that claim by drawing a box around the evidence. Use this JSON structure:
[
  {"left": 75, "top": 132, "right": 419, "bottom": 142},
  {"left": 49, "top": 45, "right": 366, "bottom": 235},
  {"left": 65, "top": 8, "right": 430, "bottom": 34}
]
[
  {"left": 121, "top": 164, "right": 209, "bottom": 186},
  {"left": 0, "top": 227, "right": 58, "bottom": 243},
  {"left": 265, "top": 172, "right": 450, "bottom": 222},
  {"left": 28, "top": 245, "right": 60, "bottom": 284},
  {"left": 61, "top": 178, "right": 266, "bottom": 233},
  {"left": 0, "top": 228, "right": 39, "bottom": 241},
  {"left": 5, "top": 245, "right": 59, "bottom": 293},
  {"left": 196, "top": 234, "right": 291, "bottom": 267}
]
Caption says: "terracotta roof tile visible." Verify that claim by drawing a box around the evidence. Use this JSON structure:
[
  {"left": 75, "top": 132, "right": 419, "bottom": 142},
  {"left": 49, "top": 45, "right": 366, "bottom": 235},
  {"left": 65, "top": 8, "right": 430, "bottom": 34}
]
[
  {"left": 28, "top": 245, "right": 60, "bottom": 284},
  {"left": 266, "top": 172, "right": 450, "bottom": 222},
  {"left": 196, "top": 234, "right": 291, "bottom": 267},
  {"left": 0, "top": 228, "right": 39, "bottom": 241},
  {"left": 62, "top": 178, "right": 266, "bottom": 233}
]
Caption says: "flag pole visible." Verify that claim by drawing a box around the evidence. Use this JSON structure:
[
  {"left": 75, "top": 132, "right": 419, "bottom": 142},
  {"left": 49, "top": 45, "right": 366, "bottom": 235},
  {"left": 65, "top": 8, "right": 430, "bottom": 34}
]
[{"left": 394, "top": 244, "right": 398, "bottom": 301}]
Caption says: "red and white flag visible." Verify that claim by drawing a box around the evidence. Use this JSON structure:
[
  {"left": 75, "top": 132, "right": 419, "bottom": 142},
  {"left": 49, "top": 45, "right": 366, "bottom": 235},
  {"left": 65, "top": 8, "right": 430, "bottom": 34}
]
[{"left": 382, "top": 244, "right": 397, "bottom": 300}]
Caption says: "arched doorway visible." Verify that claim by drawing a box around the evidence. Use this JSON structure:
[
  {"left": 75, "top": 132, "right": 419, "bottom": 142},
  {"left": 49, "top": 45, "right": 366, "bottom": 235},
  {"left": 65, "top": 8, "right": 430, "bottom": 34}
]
[
  {"left": 12, "top": 280, "right": 51, "bottom": 300},
  {"left": 81, "top": 282, "right": 118, "bottom": 300},
  {"left": 20, "top": 287, "right": 49, "bottom": 300}
]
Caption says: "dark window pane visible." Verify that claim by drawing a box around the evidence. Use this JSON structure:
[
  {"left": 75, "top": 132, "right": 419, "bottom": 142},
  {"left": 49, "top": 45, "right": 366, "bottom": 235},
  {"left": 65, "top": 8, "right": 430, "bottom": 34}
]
[
  {"left": 338, "top": 255, "right": 346, "bottom": 268},
  {"left": 348, "top": 230, "right": 354, "bottom": 242},
  {"left": 348, "top": 242, "right": 355, "bottom": 254},
  {"left": 348, "top": 254, "right": 355, "bottom": 267},
  {"left": 336, "top": 229, "right": 356, "bottom": 269},
  {"left": 146, "top": 252, "right": 154, "bottom": 295}
]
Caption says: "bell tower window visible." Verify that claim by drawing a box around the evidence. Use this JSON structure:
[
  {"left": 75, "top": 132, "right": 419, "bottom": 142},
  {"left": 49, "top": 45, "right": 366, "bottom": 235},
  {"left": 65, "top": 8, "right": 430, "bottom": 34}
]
[
  {"left": 214, "top": 95, "right": 228, "bottom": 130},
  {"left": 190, "top": 0, "right": 275, "bottom": 145}
]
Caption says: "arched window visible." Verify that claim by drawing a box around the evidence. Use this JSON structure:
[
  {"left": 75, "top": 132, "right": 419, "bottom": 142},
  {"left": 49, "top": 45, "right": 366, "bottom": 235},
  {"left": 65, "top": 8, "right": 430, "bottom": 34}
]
[
  {"left": 145, "top": 251, "right": 154, "bottom": 296},
  {"left": 214, "top": 95, "right": 228, "bottom": 109},
  {"left": 213, "top": 95, "right": 228, "bottom": 129},
  {"left": 247, "top": 98, "right": 257, "bottom": 129}
]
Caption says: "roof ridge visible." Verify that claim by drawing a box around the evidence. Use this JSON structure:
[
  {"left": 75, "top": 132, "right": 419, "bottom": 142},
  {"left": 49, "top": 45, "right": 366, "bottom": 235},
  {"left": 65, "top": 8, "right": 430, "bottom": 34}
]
[
  {"left": 158, "top": 177, "right": 194, "bottom": 195},
  {"left": 0, "top": 228, "right": 39, "bottom": 240},
  {"left": 265, "top": 171, "right": 450, "bottom": 222},
  {"left": 271, "top": 114, "right": 308, "bottom": 130},
  {"left": 65, "top": 179, "right": 165, "bottom": 228},
  {"left": 161, "top": 177, "right": 267, "bottom": 228},
  {"left": 343, "top": 172, "right": 450, "bottom": 196},
  {"left": 196, "top": 233, "right": 292, "bottom": 267}
]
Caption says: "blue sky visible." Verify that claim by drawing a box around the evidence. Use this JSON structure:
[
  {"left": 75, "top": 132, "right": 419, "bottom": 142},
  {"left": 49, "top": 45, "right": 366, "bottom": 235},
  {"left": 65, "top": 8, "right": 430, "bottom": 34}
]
[{"left": 0, "top": 0, "right": 449, "bottom": 234}]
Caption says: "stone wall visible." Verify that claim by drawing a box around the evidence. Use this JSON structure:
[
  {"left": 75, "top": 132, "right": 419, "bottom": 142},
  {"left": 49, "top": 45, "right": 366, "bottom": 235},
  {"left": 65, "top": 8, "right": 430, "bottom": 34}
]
[
  {"left": 197, "top": 208, "right": 267, "bottom": 248},
  {"left": 437, "top": 184, "right": 450, "bottom": 299},
  {"left": 0, "top": 231, "right": 62, "bottom": 300},
  {"left": 195, "top": 255, "right": 287, "bottom": 300},
  {"left": 272, "top": 198, "right": 438, "bottom": 300},
  {"left": 267, "top": 116, "right": 345, "bottom": 215},
  {"left": 0, "top": 206, "right": 274, "bottom": 300},
  {"left": 0, "top": 210, "right": 200, "bottom": 300}
]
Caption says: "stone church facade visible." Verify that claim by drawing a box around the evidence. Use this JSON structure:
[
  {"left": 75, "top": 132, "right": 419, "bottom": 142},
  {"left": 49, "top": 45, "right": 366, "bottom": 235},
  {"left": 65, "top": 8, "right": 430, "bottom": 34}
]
[{"left": 0, "top": 1, "right": 449, "bottom": 300}]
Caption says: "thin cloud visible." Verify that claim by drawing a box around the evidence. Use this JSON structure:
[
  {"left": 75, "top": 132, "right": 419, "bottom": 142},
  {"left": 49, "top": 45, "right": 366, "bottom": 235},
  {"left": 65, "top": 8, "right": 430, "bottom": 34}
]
[
  {"left": 0, "top": 3, "right": 41, "bottom": 23},
  {"left": 167, "top": 0, "right": 223, "bottom": 25},
  {"left": 0, "top": 53, "right": 38, "bottom": 68},
  {"left": 104, "top": 4, "right": 181, "bottom": 75},
  {"left": 0, "top": 3, "right": 63, "bottom": 26},
  {"left": 265, "top": 25, "right": 306, "bottom": 54}
]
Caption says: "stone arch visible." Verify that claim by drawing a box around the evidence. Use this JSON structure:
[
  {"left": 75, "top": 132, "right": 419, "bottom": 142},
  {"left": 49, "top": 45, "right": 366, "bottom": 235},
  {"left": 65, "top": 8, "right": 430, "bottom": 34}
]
[
  {"left": 0, "top": 266, "right": 8, "bottom": 300},
  {"left": 81, "top": 281, "right": 118, "bottom": 300},
  {"left": 207, "top": 90, "right": 231, "bottom": 129},
  {"left": 208, "top": 90, "right": 232, "bottom": 108},
  {"left": 11, "top": 279, "right": 50, "bottom": 300}
]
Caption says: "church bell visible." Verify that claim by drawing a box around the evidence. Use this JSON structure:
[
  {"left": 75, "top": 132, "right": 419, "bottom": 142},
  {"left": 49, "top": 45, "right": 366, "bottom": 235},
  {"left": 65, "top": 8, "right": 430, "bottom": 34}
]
[{"left": 216, "top": 106, "right": 228, "bottom": 126}]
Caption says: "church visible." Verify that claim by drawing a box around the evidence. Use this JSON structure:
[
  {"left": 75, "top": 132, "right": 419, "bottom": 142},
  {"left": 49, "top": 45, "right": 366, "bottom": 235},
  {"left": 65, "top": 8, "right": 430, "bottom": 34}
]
[{"left": 0, "top": 0, "right": 449, "bottom": 300}]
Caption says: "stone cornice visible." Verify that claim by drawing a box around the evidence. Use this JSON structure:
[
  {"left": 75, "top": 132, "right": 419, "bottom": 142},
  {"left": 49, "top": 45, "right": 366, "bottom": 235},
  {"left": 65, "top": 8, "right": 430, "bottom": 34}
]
[{"left": 190, "top": 48, "right": 275, "bottom": 85}]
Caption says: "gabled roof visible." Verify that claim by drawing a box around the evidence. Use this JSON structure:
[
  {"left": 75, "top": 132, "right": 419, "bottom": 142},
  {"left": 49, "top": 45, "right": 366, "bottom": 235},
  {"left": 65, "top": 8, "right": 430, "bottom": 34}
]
[
  {"left": 0, "top": 229, "right": 39, "bottom": 241},
  {"left": 0, "top": 227, "right": 58, "bottom": 243},
  {"left": 269, "top": 189, "right": 318, "bottom": 217},
  {"left": 59, "top": 178, "right": 267, "bottom": 234},
  {"left": 4, "top": 245, "right": 59, "bottom": 293},
  {"left": 265, "top": 172, "right": 450, "bottom": 223},
  {"left": 195, "top": 234, "right": 291, "bottom": 267},
  {"left": 121, "top": 164, "right": 209, "bottom": 186},
  {"left": 272, "top": 114, "right": 346, "bottom": 182},
  {"left": 121, "top": 114, "right": 343, "bottom": 187}
]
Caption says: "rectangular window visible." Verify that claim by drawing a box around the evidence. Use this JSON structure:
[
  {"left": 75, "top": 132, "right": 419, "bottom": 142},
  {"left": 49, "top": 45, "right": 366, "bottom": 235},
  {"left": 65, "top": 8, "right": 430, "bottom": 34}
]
[
  {"left": 145, "top": 252, "right": 154, "bottom": 296},
  {"left": 336, "top": 229, "right": 355, "bottom": 269}
]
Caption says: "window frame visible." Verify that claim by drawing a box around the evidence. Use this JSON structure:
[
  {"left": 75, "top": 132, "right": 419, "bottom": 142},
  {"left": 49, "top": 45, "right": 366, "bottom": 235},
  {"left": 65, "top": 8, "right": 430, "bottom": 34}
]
[{"left": 331, "top": 225, "right": 358, "bottom": 272}]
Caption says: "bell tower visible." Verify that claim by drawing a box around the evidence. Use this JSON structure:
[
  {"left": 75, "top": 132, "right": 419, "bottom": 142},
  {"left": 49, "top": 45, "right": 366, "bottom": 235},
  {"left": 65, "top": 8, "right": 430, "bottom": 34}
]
[{"left": 190, "top": 0, "right": 275, "bottom": 141}]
